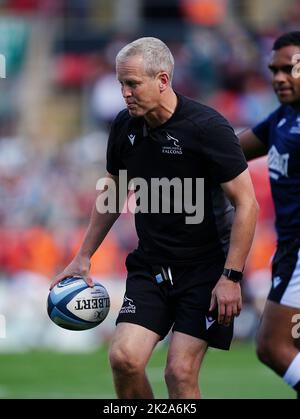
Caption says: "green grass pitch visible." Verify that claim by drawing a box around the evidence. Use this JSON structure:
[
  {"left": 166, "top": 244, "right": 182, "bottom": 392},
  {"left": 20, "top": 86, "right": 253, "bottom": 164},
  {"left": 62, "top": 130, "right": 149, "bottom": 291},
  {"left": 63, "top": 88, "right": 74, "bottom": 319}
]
[{"left": 0, "top": 341, "right": 295, "bottom": 399}]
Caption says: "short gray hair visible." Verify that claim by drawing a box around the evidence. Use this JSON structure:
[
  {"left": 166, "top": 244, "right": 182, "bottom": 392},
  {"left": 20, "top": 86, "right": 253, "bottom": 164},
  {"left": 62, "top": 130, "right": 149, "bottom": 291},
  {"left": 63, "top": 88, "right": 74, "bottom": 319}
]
[{"left": 116, "top": 37, "right": 175, "bottom": 84}]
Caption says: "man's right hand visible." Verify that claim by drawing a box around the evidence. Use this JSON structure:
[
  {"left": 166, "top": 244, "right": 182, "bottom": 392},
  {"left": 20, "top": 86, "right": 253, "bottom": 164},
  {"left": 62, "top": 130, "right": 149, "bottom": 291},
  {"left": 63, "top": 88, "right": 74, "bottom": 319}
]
[{"left": 49, "top": 255, "right": 94, "bottom": 290}]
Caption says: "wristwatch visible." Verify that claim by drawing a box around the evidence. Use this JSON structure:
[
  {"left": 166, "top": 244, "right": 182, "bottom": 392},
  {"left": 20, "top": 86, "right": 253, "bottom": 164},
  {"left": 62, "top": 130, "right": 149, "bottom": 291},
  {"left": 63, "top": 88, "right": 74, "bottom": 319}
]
[{"left": 223, "top": 268, "right": 243, "bottom": 283}]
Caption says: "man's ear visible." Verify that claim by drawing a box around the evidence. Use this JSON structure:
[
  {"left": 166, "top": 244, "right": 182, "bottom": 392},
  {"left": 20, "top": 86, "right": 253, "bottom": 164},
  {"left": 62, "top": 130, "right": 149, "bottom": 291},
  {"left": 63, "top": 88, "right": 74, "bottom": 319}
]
[{"left": 158, "top": 72, "right": 169, "bottom": 91}]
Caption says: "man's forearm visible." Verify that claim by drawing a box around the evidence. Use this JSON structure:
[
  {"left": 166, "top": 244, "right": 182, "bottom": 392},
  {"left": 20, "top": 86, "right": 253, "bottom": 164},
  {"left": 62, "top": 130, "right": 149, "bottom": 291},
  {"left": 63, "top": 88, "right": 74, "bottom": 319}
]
[
  {"left": 224, "top": 199, "right": 258, "bottom": 271},
  {"left": 77, "top": 204, "right": 121, "bottom": 259}
]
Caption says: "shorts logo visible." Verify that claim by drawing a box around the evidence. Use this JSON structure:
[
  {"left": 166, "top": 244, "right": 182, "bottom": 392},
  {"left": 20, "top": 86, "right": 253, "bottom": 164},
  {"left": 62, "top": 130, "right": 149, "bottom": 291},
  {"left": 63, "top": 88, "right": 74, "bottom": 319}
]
[
  {"left": 120, "top": 295, "right": 136, "bottom": 314},
  {"left": 205, "top": 316, "right": 215, "bottom": 329},
  {"left": 128, "top": 134, "right": 135, "bottom": 145},
  {"left": 273, "top": 276, "right": 282, "bottom": 288}
]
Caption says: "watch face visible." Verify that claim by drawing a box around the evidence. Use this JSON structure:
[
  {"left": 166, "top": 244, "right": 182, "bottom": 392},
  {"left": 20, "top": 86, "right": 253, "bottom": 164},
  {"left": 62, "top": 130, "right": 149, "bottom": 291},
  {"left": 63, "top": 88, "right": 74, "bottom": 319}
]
[{"left": 223, "top": 268, "right": 243, "bottom": 282}]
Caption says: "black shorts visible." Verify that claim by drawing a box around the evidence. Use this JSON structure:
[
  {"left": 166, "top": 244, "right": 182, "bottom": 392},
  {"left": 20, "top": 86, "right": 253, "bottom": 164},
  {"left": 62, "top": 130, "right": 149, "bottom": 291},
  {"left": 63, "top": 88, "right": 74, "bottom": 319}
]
[
  {"left": 116, "top": 252, "right": 234, "bottom": 350},
  {"left": 268, "top": 238, "right": 300, "bottom": 308}
]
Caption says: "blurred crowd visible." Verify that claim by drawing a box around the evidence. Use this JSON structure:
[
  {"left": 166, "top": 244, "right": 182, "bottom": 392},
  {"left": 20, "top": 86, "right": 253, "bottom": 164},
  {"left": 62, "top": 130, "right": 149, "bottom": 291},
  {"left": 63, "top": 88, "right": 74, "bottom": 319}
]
[{"left": 1, "top": 0, "right": 298, "bottom": 311}]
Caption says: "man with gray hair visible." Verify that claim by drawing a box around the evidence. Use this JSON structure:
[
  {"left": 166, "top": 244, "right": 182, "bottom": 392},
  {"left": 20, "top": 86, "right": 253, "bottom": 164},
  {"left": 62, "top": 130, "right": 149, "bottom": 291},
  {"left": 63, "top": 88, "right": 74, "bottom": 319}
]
[
  {"left": 116, "top": 37, "right": 175, "bottom": 84},
  {"left": 51, "top": 37, "right": 258, "bottom": 398}
]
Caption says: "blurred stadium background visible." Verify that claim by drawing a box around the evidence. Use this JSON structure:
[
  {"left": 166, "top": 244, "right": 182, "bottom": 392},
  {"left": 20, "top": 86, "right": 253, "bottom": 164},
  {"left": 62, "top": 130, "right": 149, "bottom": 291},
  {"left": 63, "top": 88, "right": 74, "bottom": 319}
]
[{"left": 0, "top": 0, "right": 298, "bottom": 399}]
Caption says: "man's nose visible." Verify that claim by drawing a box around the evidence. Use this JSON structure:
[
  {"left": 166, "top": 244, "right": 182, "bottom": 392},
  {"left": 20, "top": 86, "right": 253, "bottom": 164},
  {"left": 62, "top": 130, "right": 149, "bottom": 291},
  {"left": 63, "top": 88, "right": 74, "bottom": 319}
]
[
  {"left": 273, "top": 70, "right": 288, "bottom": 83},
  {"left": 122, "top": 85, "right": 132, "bottom": 98}
]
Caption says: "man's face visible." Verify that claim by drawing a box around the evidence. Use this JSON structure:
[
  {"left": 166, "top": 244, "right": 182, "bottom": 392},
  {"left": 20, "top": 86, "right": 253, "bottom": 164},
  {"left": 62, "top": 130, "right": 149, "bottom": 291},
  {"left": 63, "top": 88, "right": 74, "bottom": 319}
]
[
  {"left": 269, "top": 45, "right": 300, "bottom": 105},
  {"left": 116, "top": 55, "right": 162, "bottom": 117}
]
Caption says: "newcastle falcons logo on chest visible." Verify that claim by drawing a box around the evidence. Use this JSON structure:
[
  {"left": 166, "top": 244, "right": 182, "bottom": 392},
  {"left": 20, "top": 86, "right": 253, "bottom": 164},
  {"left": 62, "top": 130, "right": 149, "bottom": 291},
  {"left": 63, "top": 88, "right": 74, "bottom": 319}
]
[{"left": 162, "top": 132, "right": 183, "bottom": 155}]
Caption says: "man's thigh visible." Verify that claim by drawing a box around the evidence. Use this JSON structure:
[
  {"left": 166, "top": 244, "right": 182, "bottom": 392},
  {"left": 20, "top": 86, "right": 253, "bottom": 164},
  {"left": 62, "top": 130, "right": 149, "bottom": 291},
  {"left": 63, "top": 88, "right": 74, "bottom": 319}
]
[
  {"left": 166, "top": 331, "right": 208, "bottom": 373},
  {"left": 110, "top": 322, "right": 161, "bottom": 365},
  {"left": 257, "top": 300, "right": 300, "bottom": 356}
]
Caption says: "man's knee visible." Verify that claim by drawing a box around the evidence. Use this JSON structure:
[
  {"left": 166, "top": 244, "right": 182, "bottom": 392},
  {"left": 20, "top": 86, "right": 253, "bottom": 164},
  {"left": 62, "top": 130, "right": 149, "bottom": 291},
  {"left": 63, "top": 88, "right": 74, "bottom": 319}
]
[
  {"left": 109, "top": 346, "right": 144, "bottom": 376},
  {"left": 165, "top": 359, "right": 197, "bottom": 387},
  {"left": 256, "top": 335, "right": 292, "bottom": 371},
  {"left": 256, "top": 336, "right": 273, "bottom": 366}
]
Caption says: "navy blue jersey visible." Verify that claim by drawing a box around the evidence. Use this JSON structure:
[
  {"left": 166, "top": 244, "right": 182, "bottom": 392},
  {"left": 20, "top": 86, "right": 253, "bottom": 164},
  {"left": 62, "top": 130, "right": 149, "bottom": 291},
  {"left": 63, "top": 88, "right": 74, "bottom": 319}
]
[{"left": 253, "top": 105, "right": 300, "bottom": 241}]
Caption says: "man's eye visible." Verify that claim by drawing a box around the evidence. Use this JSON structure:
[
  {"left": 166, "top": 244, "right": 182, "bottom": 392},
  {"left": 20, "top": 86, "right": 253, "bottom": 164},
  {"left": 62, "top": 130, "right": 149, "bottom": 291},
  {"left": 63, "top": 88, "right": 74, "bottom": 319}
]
[
  {"left": 268, "top": 65, "right": 294, "bottom": 74},
  {"left": 282, "top": 65, "right": 294, "bottom": 74}
]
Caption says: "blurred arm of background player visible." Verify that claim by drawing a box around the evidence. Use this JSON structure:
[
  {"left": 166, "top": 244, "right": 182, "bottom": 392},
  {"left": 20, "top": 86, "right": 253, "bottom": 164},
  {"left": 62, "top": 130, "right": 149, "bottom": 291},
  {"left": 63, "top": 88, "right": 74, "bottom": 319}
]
[
  {"left": 49, "top": 173, "right": 123, "bottom": 289},
  {"left": 238, "top": 129, "right": 268, "bottom": 160}
]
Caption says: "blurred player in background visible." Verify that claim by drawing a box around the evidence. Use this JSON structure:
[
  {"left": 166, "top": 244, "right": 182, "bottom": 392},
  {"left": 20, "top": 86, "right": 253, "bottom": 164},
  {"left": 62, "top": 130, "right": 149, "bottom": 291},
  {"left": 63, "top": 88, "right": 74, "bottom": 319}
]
[
  {"left": 239, "top": 31, "right": 300, "bottom": 398},
  {"left": 51, "top": 37, "right": 258, "bottom": 399}
]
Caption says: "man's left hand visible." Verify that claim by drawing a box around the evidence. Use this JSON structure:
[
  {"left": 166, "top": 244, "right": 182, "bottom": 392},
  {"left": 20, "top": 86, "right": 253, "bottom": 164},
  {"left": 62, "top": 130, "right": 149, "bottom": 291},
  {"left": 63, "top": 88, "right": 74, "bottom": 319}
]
[{"left": 209, "top": 277, "right": 242, "bottom": 326}]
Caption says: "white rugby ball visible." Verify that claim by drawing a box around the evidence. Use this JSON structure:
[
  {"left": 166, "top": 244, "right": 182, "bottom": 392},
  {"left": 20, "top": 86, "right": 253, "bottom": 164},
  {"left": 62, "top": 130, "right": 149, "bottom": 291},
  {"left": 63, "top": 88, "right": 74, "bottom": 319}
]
[{"left": 47, "top": 276, "right": 110, "bottom": 330}]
